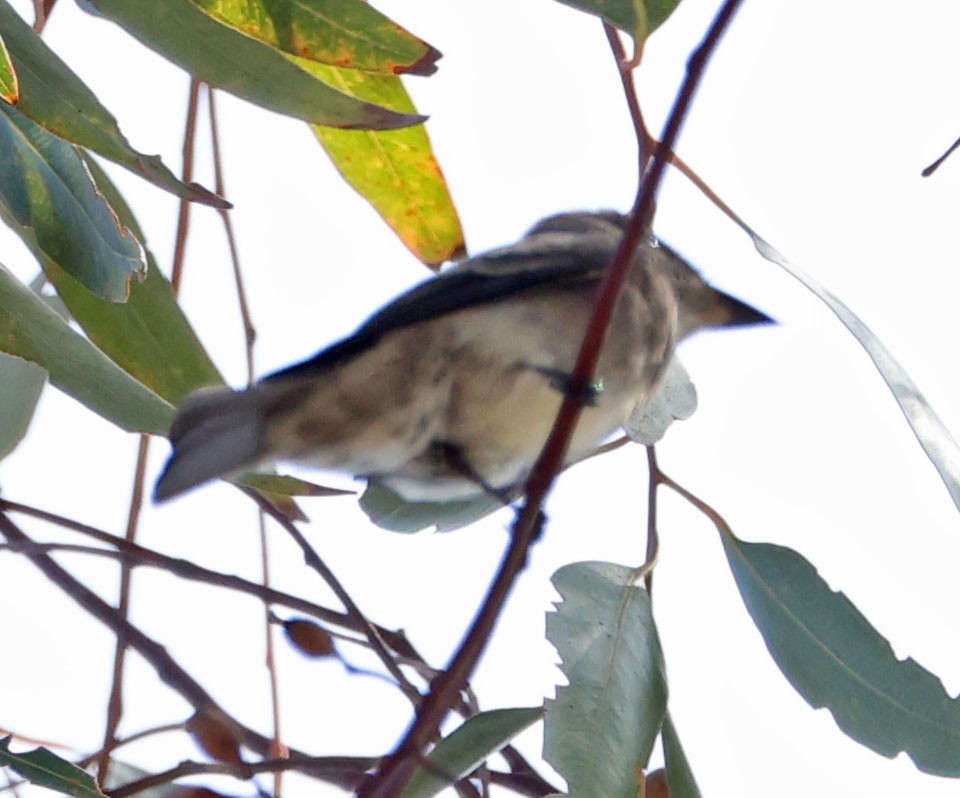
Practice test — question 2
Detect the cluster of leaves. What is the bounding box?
[2,0,960,797]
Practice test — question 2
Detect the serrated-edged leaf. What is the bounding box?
[42,155,222,403]
[192,0,441,76]
[0,29,18,103]
[662,712,702,798]
[0,263,172,434]
[553,0,681,41]
[626,356,697,445]
[0,0,223,207]
[747,231,960,521]
[722,532,960,775]
[0,353,45,461]
[0,102,145,301]
[86,0,423,130]
[402,707,543,798]
[359,481,504,533]
[545,561,667,798]
[0,737,106,798]
[306,63,463,266]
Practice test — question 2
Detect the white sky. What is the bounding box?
[3,1,960,796]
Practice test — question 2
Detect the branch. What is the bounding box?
[358,2,746,794]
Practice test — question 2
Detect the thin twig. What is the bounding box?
[205,81,285,792]
[0,499,429,671]
[0,513,320,772]
[358,3,746,794]
[106,754,376,798]
[641,445,662,590]
[97,434,151,784]
[922,133,960,177]
[207,86,257,375]
[241,488,424,707]
[31,0,56,33]
[604,23,654,175]
[170,79,203,294]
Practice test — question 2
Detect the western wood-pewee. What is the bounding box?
[154,211,771,503]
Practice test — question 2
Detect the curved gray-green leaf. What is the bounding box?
[662,712,702,798]
[0,263,172,435]
[85,0,424,130]
[0,0,224,207]
[0,353,45,461]
[545,561,667,798]
[0,737,105,798]
[722,532,960,775]
[359,482,504,533]
[44,155,223,404]
[748,232,960,521]
[402,707,543,798]
[0,103,145,301]
[552,0,682,42]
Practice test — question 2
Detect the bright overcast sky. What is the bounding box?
[3,1,960,797]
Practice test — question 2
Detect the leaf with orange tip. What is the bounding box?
[0,30,17,104]
[304,62,464,267]
[192,0,441,75]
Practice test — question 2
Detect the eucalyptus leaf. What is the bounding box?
[0,102,145,301]
[0,28,17,102]
[747,231,960,520]
[43,155,222,404]
[722,532,960,775]
[0,263,172,435]
[0,0,223,206]
[545,561,667,798]
[307,63,464,266]
[192,0,441,75]
[625,357,697,445]
[662,712,702,798]
[85,0,424,130]
[402,707,543,798]
[360,481,505,533]
[0,737,106,798]
[552,0,682,43]
[0,353,45,461]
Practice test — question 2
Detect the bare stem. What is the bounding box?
[358,3,746,794]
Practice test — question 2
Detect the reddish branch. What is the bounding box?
[358,2,746,795]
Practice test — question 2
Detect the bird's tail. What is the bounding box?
[154,386,269,502]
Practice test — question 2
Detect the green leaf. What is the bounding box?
[236,472,354,497]
[0,102,146,301]
[0,263,173,435]
[721,532,960,775]
[359,482,504,533]
[0,29,18,103]
[0,353,45,461]
[85,0,424,130]
[191,0,441,75]
[0,0,223,207]
[552,0,682,42]
[306,63,463,266]
[402,707,544,798]
[747,231,960,521]
[42,155,222,403]
[545,561,667,798]
[662,712,702,798]
[0,737,106,798]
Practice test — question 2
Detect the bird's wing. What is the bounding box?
[263,232,618,382]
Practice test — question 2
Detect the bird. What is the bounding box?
[154,211,771,503]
